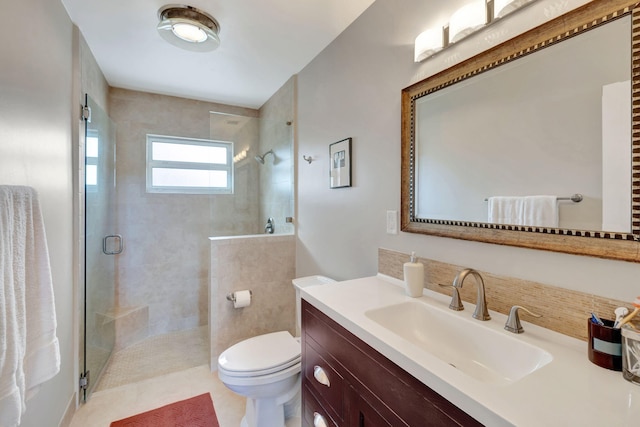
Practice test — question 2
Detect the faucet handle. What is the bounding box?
[438,283,464,311]
[504,305,542,334]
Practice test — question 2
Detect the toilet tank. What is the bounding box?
[292,275,335,337]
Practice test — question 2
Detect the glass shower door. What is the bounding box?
[81,94,118,400]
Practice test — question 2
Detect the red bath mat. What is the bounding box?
[110,393,219,427]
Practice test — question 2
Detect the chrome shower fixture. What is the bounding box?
[254,149,274,164]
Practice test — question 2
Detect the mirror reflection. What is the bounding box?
[414,16,630,232]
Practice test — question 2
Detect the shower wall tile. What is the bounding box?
[113,306,149,350]
[210,112,261,236]
[109,88,260,338]
[108,81,296,343]
[209,234,296,367]
[258,76,295,235]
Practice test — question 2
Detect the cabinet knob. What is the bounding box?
[313,412,329,427]
[313,365,331,387]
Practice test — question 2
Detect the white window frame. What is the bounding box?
[85,129,99,192]
[146,134,234,194]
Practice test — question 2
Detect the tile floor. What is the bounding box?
[71,327,245,426]
[70,326,301,427]
[94,326,210,391]
[70,365,245,427]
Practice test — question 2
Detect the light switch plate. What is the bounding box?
[386,210,398,234]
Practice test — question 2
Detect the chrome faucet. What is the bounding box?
[452,268,490,321]
[265,217,275,234]
[438,283,463,311]
[504,305,542,334]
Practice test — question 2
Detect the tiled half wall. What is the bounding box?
[378,248,632,341]
[209,234,296,369]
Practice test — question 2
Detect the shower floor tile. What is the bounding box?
[94,326,208,391]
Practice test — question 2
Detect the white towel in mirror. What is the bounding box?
[522,195,558,228]
[488,195,558,228]
[487,196,523,226]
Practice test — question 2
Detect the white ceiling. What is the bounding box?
[61,0,377,109]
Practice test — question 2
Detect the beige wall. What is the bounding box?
[210,112,262,236]
[296,0,640,314]
[80,36,109,113]
[258,76,296,235]
[0,0,76,425]
[108,88,258,337]
[209,234,296,366]
[107,76,296,340]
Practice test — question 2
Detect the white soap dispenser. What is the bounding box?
[404,252,424,297]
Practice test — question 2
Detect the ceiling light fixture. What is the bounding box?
[157,5,221,52]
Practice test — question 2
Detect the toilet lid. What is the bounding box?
[218,331,301,376]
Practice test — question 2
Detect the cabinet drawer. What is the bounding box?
[303,384,341,427]
[302,300,484,427]
[304,339,344,419]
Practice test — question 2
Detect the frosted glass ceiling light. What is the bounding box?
[494,0,535,19]
[449,0,487,43]
[157,5,220,52]
[414,28,443,62]
[172,22,207,43]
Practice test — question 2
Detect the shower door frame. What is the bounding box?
[80,93,118,401]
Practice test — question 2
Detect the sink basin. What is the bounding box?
[365,301,552,385]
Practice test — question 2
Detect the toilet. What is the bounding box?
[217,275,335,427]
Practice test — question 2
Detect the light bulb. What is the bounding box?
[172,23,207,43]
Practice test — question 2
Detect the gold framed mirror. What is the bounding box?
[401,0,640,262]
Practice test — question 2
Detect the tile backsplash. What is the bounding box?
[378,248,632,341]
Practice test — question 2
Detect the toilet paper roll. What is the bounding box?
[233,290,251,308]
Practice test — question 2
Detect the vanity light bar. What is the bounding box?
[414,0,537,62]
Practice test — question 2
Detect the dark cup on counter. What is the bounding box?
[587,318,622,371]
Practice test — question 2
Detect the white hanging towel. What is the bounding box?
[487,196,524,225]
[488,195,558,227]
[0,186,60,427]
[522,195,558,228]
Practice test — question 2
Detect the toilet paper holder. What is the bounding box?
[226,290,253,303]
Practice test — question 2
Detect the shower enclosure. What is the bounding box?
[77,77,295,398]
[209,109,294,236]
[80,94,118,400]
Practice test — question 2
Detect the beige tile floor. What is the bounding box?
[70,364,246,427]
[94,326,210,391]
[71,326,245,426]
[70,326,301,426]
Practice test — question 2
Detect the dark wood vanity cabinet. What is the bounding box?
[301,300,484,427]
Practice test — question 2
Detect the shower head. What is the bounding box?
[254,149,274,164]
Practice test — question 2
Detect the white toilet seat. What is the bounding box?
[219,361,301,387]
[219,355,301,377]
[218,331,301,380]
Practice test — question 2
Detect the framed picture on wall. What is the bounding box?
[329,138,352,189]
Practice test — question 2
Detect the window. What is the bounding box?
[86,131,99,190]
[146,134,233,194]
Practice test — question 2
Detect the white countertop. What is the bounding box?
[300,274,640,426]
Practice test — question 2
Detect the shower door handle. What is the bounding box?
[103,234,123,255]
